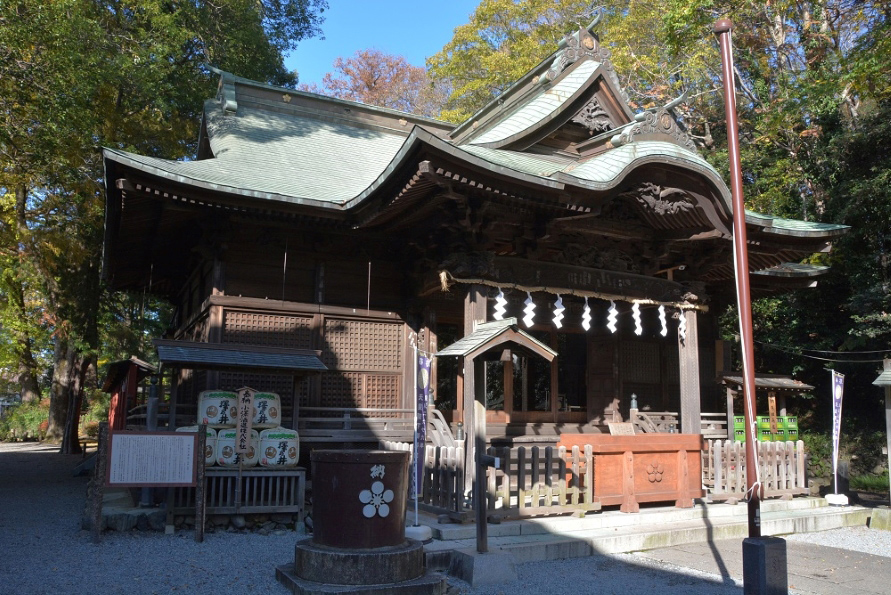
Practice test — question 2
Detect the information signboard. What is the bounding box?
[106,431,198,487]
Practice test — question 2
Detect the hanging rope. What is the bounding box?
[438,270,709,312]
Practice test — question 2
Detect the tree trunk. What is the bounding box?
[47,337,76,445]
[48,337,94,454]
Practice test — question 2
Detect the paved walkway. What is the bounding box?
[634,537,890,594]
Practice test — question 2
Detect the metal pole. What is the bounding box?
[413,343,420,526]
[714,19,761,538]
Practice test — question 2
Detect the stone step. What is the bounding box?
[422,503,870,568]
[429,496,831,541]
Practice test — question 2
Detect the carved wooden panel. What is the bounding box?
[321,319,402,371]
[222,311,313,348]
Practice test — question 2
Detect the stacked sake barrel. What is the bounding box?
[196,390,299,468]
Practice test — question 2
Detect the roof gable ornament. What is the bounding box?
[542,12,610,83]
[571,97,613,134]
[611,106,697,151]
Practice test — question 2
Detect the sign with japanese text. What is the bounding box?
[106,431,197,487]
[414,352,431,497]
[831,370,845,489]
[236,386,256,454]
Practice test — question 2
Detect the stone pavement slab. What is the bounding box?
[634,538,891,594]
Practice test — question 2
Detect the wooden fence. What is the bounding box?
[171,467,305,519]
[704,439,808,501]
[381,441,599,517]
[485,444,600,517]
[382,440,465,513]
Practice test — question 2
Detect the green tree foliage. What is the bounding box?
[428,0,603,122]
[0,0,327,451]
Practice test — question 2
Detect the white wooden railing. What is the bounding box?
[704,439,808,501]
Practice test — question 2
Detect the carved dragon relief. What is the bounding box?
[550,243,642,273]
[625,183,696,216]
[571,97,613,134]
[610,107,698,151]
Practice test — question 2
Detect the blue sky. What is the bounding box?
[284,0,482,87]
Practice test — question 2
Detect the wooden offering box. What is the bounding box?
[558,434,704,513]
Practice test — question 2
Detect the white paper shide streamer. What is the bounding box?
[678,309,687,341]
[607,300,618,334]
[658,305,667,337]
[632,302,642,336]
[493,289,507,320]
[523,292,536,327]
[582,297,592,331]
[552,295,565,328]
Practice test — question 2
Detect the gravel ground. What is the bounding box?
[784,525,891,558]
[1,441,887,595]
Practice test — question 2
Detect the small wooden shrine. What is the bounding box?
[101,20,846,449]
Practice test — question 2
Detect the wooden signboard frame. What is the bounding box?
[91,423,208,543]
[106,430,199,488]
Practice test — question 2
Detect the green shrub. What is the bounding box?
[801,431,833,479]
[79,389,110,437]
[0,399,50,442]
[850,473,890,492]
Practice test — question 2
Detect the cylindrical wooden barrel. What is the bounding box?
[311,450,409,549]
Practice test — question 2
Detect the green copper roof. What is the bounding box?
[109,100,409,206]
[459,145,574,177]
[745,210,848,236]
[436,318,557,360]
[562,141,723,184]
[469,59,601,146]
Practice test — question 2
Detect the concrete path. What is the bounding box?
[634,537,891,594]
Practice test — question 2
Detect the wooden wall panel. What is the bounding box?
[222,311,313,348]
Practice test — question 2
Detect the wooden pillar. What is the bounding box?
[211,252,226,296]
[678,309,701,434]
[463,285,487,490]
[726,387,736,441]
[168,370,179,430]
[502,350,514,418]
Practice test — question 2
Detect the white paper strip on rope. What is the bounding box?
[523,292,536,328]
[607,300,618,334]
[632,302,642,336]
[658,305,668,337]
[552,295,565,329]
[493,289,507,320]
[582,297,592,331]
[678,309,687,341]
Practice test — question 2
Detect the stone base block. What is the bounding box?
[276,565,446,595]
[294,538,424,585]
[742,536,788,595]
[447,548,518,587]
[870,508,891,531]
